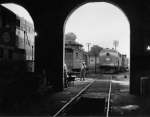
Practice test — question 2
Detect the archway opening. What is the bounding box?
[64,2,130,88]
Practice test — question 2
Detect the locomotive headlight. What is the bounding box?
[146,45,150,51]
[34,32,38,37]
[106,58,110,61]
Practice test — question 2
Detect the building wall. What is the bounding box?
[89,56,100,67]
[65,38,87,72]
[65,48,73,72]
[73,49,82,70]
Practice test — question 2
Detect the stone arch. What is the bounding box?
[63,0,141,95]
[0,0,65,91]
[63,1,131,60]
[0,0,143,94]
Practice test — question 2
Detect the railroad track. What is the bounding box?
[53,76,113,117]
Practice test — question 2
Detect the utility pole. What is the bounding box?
[87,43,91,53]
[86,43,91,74]
[113,40,119,51]
[86,43,91,64]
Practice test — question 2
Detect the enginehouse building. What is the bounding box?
[65,37,88,72]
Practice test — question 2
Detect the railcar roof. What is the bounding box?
[101,48,122,54]
[0,5,15,16]
[0,5,34,29]
[102,48,117,52]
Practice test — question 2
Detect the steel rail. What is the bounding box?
[53,80,95,117]
[106,76,112,117]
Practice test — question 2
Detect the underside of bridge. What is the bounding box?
[1,0,150,95]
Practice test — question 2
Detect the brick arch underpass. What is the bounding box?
[0,0,149,95]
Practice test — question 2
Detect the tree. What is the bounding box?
[64,32,77,42]
[90,45,103,56]
[89,45,103,73]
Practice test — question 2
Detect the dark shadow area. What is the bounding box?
[66,97,106,116]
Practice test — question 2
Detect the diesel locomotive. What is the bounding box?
[0,5,35,76]
[99,48,128,73]
[0,5,37,103]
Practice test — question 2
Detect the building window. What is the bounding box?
[91,59,94,62]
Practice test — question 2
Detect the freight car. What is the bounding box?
[99,48,128,73]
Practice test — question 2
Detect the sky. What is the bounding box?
[65,2,130,57]
[1,3,34,24]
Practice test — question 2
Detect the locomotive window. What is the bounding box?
[0,47,3,58]
[16,19,20,27]
[110,52,118,56]
[76,52,78,58]
[99,51,106,56]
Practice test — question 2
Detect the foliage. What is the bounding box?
[64,32,77,41]
[89,45,103,56]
